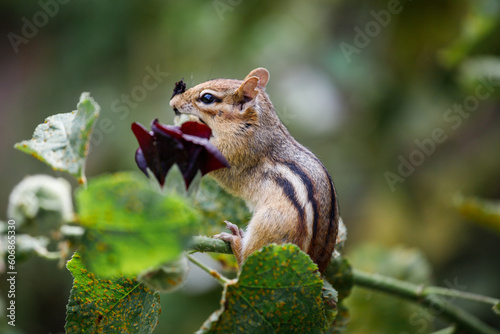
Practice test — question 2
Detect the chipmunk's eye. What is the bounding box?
[200,93,217,104]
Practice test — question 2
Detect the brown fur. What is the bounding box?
[170,68,339,273]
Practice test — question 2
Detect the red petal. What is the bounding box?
[180,121,212,139]
[151,119,182,138]
[131,122,153,148]
[182,134,230,175]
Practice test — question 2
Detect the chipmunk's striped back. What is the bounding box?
[265,126,338,272]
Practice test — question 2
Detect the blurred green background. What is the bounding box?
[1,0,500,332]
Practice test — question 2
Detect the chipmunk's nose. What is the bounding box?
[169,97,178,109]
[169,97,176,108]
[170,96,181,115]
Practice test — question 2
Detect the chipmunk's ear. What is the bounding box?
[236,68,269,105]
[236,76,259,103]
[244,67,269,89]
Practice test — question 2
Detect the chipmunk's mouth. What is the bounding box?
[173,109,209,128]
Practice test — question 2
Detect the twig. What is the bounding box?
[424,286,499,306]
[429,326,456,334]
[185,253,230,285]
[189,235,232,254]
[352,269,499,334]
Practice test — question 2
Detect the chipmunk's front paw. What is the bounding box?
[224,220,244,238]
[213,221,244,265]
[213,232,234,242]
[213,221,242,242]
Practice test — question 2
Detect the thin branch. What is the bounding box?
[189,235,232,254]
[185,253,230,286]
[352,269,499,334]
[429,326,456,334]
[34,248,61,260]
[423,286,499,306]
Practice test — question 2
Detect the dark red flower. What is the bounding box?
[131,119,229,189]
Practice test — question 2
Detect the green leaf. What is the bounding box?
[14,92,100,184]
[321,279,339,329]
[335,218,348,253]
[453,194,500,234]
[439,8,497,67]
[194,178,250,236]
[7,174,74,235]
[323,256,351,333]
[198,244,329,333]
[494,302,500,316]
[0,225,51,263]
[458,56,500,96]
[323,256,353,301]
[65,252,160,334]
[138,256,190,292]
[326,303,349,334]
[76,172,200,277]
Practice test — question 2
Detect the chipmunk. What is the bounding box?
[170,68,339,273]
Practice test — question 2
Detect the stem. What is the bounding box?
[35,249,61,260]
[185,253,229,286]
[429,326,456,334]
[424,286,500,306]
[189,236,232,254]
[352,269,499,334]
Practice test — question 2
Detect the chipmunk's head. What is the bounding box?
[169,68,277,142]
